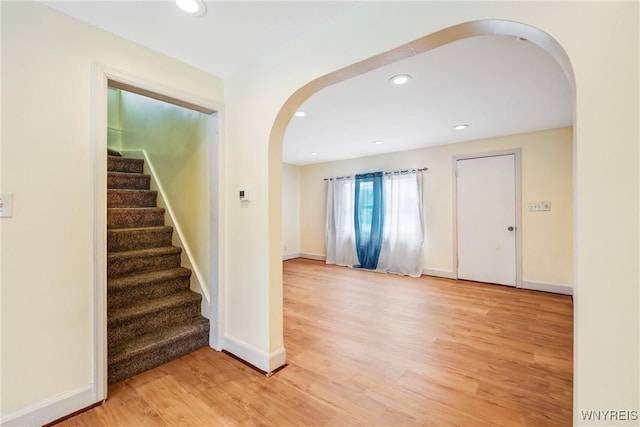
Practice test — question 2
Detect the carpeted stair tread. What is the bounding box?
[108,156,144,174]
[108,246,182,277]
[108,172,151,190]
[109,316,209,362]
[108,245,181,260]
[108,267,191,309]
[108,318,209,384]
[108,149,122,157]
[109,290,201,326]
[108,291,202,348]
[108,226,173,252]
[108,189,157,208]
[108,207,165,229]
[109,267,191,291]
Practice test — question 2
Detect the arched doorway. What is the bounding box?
[268,16,576,362]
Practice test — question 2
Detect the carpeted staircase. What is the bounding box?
[107,150,209,384]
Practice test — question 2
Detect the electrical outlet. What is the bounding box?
[0,193,13,217]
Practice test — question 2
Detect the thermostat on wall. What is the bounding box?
[239,189,251,202]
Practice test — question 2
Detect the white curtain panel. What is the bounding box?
[325,177,359,267]
[377,171,424,277]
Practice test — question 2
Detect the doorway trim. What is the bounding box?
[452,148,522,287]
[91,63,225,401]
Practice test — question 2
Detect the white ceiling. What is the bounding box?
[284,34,572,165]
[40,1,360,78]
[40,1,572,166]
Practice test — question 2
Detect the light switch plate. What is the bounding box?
[528,201,550,212]
[0,193,13,217]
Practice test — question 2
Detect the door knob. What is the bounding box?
[507,226,514,231]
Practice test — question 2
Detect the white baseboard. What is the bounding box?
[0,385,97,427]
[299,253,326,261]
[268,348,287,373]
[421,268,455,279]
[283,253,300,261]
[223,335,286,374]
[522,280,573,296]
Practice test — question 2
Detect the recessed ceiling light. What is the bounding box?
[453,124,469,130]
[311,152,319,156]
[294,111,306,117]
[389,74,412,85]
[176,0,206,16]
[373,140,384,145]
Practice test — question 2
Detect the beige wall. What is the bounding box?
[1,0,638,424]
[298,127,573,287]
[282,163,300,258]
[107,87,123,150]
[225,1,638,420]
[1,1,223,419]
[111,89,213,303]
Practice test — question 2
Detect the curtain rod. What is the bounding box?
[323,167,428,181]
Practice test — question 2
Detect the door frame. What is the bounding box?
[91,63,225,401]
[452,148,522,287]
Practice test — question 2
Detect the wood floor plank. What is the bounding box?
[56,258,573,426]
[58,381,169,427]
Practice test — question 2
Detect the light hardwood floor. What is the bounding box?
[57,258,573,426]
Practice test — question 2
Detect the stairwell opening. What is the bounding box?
[106,149,210,383]
[92,67,224,398]
[105,85,219,384]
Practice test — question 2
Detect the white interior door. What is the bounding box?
[456,154,516,286]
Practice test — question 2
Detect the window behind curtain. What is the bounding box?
[357,181,374,241]
[354,172,384,270]
[326,170,424,277]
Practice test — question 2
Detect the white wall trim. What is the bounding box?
[223,335,287,374]
[283,253,301,261]
[522,280,573,296]
[119,149,211,312]
[299,253,327,261]
[0,385,96,427]
[209,112,225,351]
[268,348,288,373]
[421,268,455,279]
[90,63,110,404]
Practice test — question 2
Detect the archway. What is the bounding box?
[268,18,575,360]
